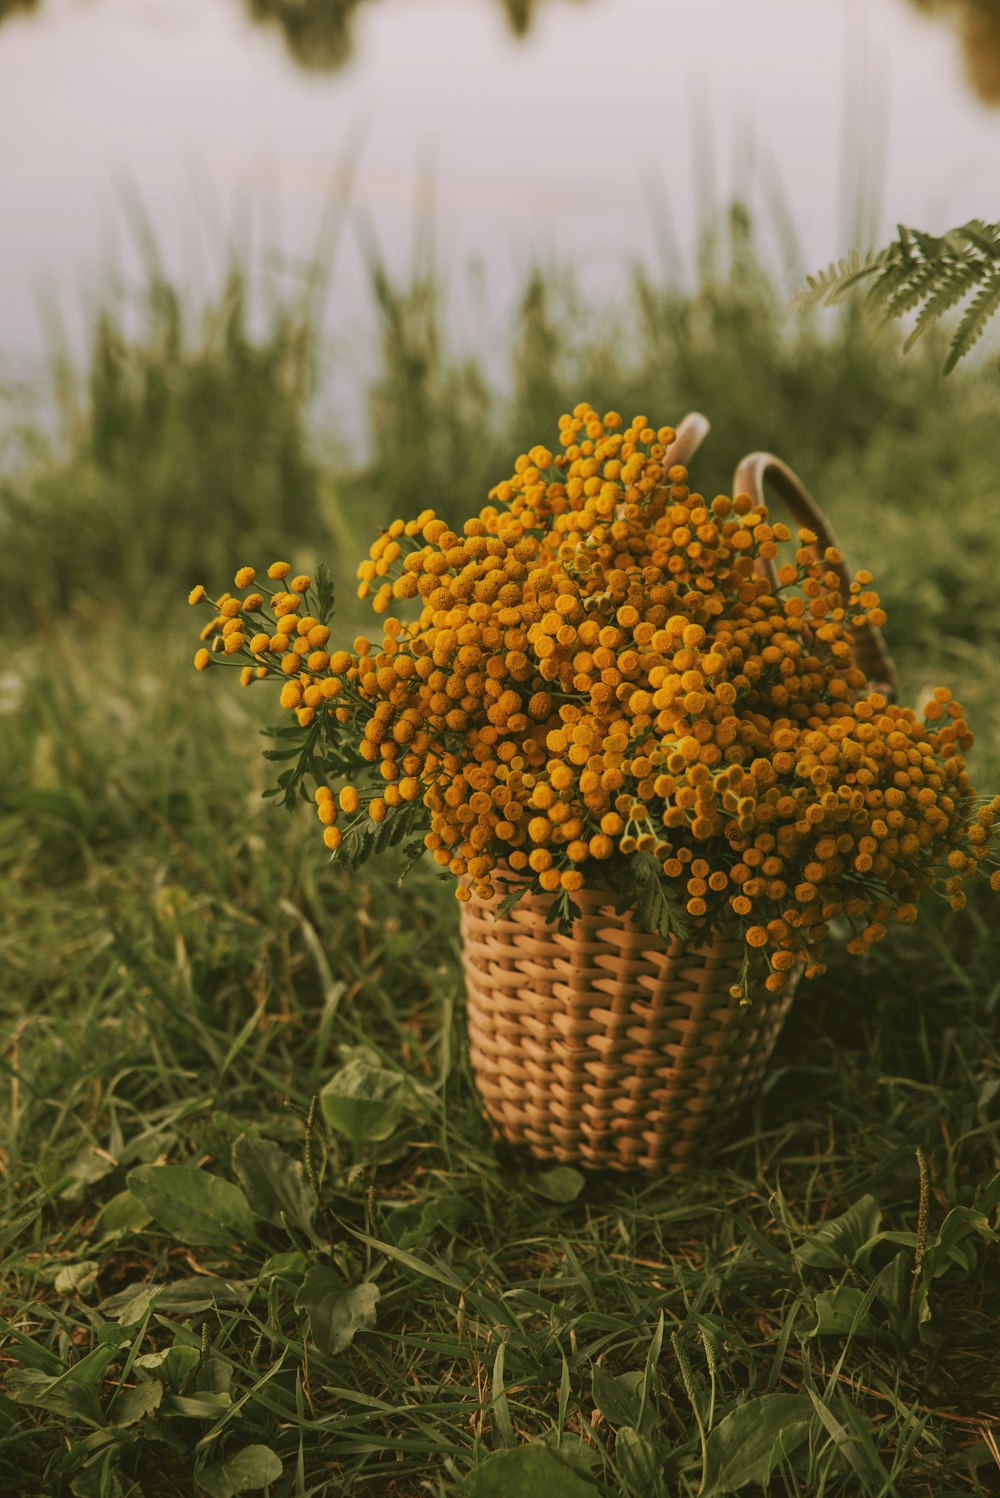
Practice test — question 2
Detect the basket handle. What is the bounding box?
[732,450,896,698]
[664,411,711,472]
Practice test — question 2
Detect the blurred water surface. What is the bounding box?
[1,0,1000,376]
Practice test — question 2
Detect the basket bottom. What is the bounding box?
[460,888,799,1175]
[467,993,794,1174]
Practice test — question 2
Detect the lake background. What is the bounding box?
[3,0,1000,398]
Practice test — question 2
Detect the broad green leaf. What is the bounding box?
[135,1342,201,1389]
[923,1204,999,1281]
[54,1260,99,1297]
[7,1342,120,1428]
[59,1148,117,1202]
[702,1394,813,1496]
[387,1193,471,1248]
[320,1049,405,1154]
[7,1368,106,1427]
[464,1442,598,1496]
[197,1444,283,1497]
[491,1341,514,1448]
[101,1277,252,1321]
[294,1268,380,1356]
[973,1172,1000,1219]
[163,1391,233,1420]
[70,1465,144,1498]
[804,1287,875,1338]
[614,1427,668,1496]
[127,1166,257,1246]
[260,1250,308,1286]
[795,1195,881,1268]
[0,1392,21,1431]
[591,1367,643,1429]
[231,1135,317,1237]
[876,1250,911,1323]
[199,1353,234,1398]
[532,1167,585,1204]
[104,1284,161,1327]
[96,1324,134,1349]
[96,1190,153,1239]
[109,1377,163,1427]
[913,1199,1000,1345]
[538,1430,601,1475]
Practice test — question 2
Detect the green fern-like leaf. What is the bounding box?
[789,247,888,312]
[949,220,1000,257]
[903,261,986,351]
[795,219,1000,372]
[944,268,1000,373]
[615,854,692,943]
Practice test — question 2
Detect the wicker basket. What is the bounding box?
[458,416,896,1174]
[460,886,798,1173]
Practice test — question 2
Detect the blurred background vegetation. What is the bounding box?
[3,200,999,753]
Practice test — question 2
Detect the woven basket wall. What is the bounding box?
[460,884,799,1174]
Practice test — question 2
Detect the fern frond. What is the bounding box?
[788,247,887,312]
[864,260,928,322]
[903,261,986,351]
[949,220,1000,257]
[795,218,1000,372]
[944,269,1000,373]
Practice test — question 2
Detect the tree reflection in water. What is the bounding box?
[909,0,1000,104]
[3,0,996,103]
[0,0,594,66]
[243,0,592,69]
[0,0,41,21]
[242,0,367,72]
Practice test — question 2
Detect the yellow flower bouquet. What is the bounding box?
[190,403,999,997]
[190,404,1000,1169]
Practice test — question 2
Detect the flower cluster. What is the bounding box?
[190,405,1000,994]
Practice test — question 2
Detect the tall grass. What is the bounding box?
[1,263,325,619]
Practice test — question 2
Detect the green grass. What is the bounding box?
[1,218,999,1495]
[1,626,998,1496]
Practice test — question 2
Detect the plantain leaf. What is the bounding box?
[320,1049,406,1154]
[795,1194,881,1268]
[231,1134,317,1237]
[197,1445,283,1498]
[127,1166,257,1246]
[464,1443,598,1496]
[702,1394,814,1495]
[294,1268,380,1356]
